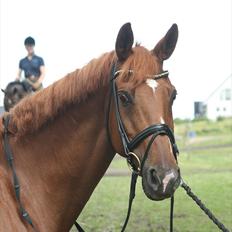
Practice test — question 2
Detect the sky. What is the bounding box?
[0,0,231,118]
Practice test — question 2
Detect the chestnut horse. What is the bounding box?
[0,23,180,232]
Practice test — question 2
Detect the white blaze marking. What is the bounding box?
[146,79,158,92]
[160,117,165,124]
[163,172,175,193]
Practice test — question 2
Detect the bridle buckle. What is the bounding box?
[127,152,141,174]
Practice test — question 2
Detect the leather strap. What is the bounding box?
[109,62,179,232]
[3,115,39,232]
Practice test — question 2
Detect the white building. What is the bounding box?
[205,75,232,120]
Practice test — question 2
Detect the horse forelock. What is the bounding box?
[117,46,162,86]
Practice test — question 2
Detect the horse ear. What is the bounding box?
[1,88,6,94]
[153,24,178,61]
[115,23,134,61]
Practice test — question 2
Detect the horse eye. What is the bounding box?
[171,90,177,105]
[118,91,132,106]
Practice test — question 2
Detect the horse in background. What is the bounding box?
[1,81,33,111]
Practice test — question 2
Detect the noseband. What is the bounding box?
[109,62,179,174]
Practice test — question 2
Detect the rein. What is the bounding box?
[3,114,39,232]
[2,114,84,232]
[180,180,230,232]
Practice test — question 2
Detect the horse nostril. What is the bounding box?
[149,168,161,191]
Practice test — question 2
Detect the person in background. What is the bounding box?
[16,36,45,91]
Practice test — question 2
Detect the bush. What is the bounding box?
[217,116,226,122]
[174,118,191,124]
[191,117,209,123]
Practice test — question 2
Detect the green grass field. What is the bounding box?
[72,118,232,232]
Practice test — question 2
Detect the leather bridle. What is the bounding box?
[108,61,179,231]
[108,62,179,173]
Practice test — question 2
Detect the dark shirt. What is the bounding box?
[19,55,44,79]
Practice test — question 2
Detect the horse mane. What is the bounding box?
[5,46,158,138]
[7,51,116,137]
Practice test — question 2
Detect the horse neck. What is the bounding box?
[10,86,115,232]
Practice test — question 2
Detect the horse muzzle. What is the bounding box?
[142,165,181,201]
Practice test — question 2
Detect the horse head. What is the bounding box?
[3,81,30,111]
[109,23,180,201]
